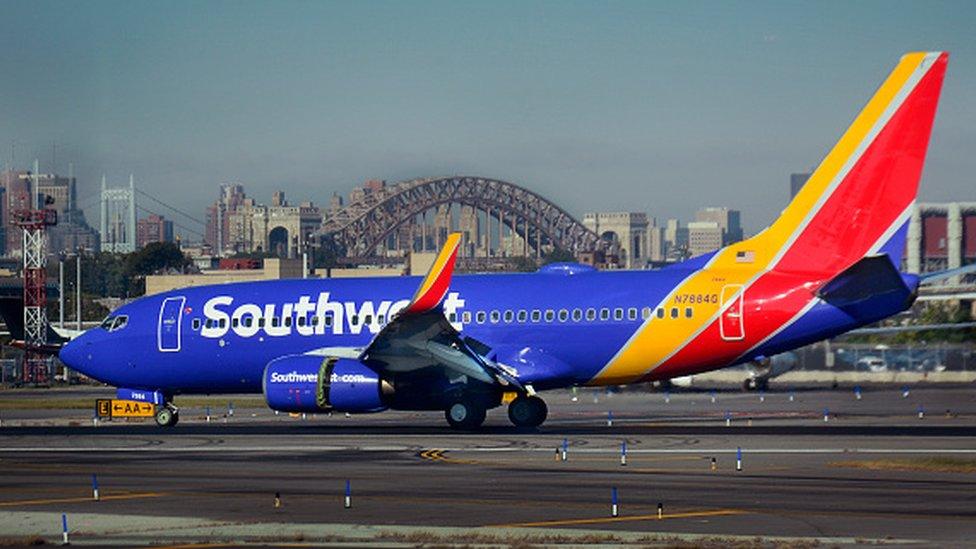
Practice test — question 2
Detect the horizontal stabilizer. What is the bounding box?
[918,263,976,285]
[817,255,911,309]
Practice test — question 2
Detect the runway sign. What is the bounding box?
[95,399,156,418]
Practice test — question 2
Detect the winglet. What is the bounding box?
[405,232,462,314]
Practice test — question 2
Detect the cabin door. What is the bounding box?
[158,296,186,352]
[719,285,745,341]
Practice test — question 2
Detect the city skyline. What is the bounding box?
[2,1,975,235]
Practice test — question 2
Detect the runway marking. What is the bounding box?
[3,446,976,455]
[419,448,479,464]
[0,491,165,507]
[492,508,747,528]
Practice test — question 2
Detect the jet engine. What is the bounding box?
[262,354,389,413]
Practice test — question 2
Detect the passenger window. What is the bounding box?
[192,318,201,330]
[586,308,596,321]
[364,315,373,325]
[558,309,568,322]
[572,309,582,321]
[545,310,555,322]
[311,316,319,326]
[283,317,292,328]
[378,314,386,325]
[685,307,693,318]
[205,319,213,329]
[476,311,486,324]
[351,315,359,325]
[642,307,651,320]
[670,308,679,319]
[503,310,513,323]
[517,310,527,323]
[297,316,306,327]
[271,317,280,327]
[656,308,665,319]
[628,308,638,320]
[462,311,472,324]
[600,308,610,320]
[449,312,457,323]
[244,317,253,327]
[614,308,624,320]
[218,318,226,328]
[258,318,265,328]
[232,317,239,328]
[490,311,500,323]
[531,310,541,322]
[324,315,333,327]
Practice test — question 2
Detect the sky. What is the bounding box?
[2,0,975,238]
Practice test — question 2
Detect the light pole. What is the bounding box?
[75,249,82,331]
[58,252,66,329]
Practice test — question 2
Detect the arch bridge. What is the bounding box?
[319,176,608,262]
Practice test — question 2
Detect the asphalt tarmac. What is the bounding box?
[1,384,975,546]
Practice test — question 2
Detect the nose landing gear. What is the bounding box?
[154,403,180,427]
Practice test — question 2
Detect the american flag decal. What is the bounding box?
[735,250,755,263]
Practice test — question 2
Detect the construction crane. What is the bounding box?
[12,165,58,384]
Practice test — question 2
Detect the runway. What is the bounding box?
[1,385,975,546]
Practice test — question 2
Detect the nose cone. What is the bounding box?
[59,332,100,382]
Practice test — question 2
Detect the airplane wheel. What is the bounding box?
[155,405,179,427]
[508,395,547,428]
[743,378,756,392]
[445,400,486,430]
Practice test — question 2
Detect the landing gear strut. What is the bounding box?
[445,400,486,430]
[508,395,547,428]
[743,377,769,392]
[154,402,179,427]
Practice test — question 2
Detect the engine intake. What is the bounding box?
[263,355,388,413]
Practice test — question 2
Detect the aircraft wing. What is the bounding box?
[356,233,523,390]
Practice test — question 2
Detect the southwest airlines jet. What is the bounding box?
[61,52,957,429]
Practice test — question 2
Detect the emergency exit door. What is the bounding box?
[158,296,186,352]
[719,285,745,341]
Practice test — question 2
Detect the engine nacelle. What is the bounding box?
[262,355,388,414]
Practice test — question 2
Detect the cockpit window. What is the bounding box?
[100,315,129,332]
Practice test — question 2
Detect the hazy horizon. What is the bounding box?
[2,0,974,238]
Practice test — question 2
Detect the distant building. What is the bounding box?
[225,190,322,258]
[145,258,304,295]
[790,172,811,199]
[0,168,99,257]
[205,184,246,254]
[137,214,174,248]
[695,207,743,245]
[907,202,976,283]
[582,212,648,269]
[646,218,665,262]
[687,221,722,257]
[663,218,689,261]
[206,185,322,258]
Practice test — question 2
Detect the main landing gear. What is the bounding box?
[154,402,180,427]
[445,400,487,430]
[508,395,547,428]
[443,394,549,430]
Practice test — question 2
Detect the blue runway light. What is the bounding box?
[611,487,618,517]
[91,474,99,501]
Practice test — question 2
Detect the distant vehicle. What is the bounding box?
[58,52,961,429]
[856,356,889,373]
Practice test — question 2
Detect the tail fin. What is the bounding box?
[733,52,948,275]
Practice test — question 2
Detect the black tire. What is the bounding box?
[507,395,548,428]
[155,406,178,427]
[445,400,486,430]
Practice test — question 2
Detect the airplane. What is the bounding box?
[60,51,952,429]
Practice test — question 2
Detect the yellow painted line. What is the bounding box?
[419,448,478,465]
[0,491,165,507]
[493,508,747,528]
